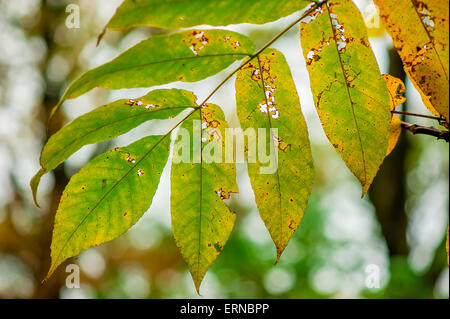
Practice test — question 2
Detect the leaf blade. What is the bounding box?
[171,104,238,292]
[106,0,313,30]
[300,0,391,195]
[54,30,255,114]
[374,0,449,121]
[235,49,314,261]
[47,134,171,279]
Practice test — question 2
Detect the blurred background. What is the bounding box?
[0,0,448,299]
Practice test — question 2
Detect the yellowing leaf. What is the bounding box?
[374,0,449,121]
[300,0,391,195]
[383,74,405,156]
[235,49,314,261]
[386,115,402,156]
[46,135,171,279]
[105,0,312,31]
[383,74,406,110]
[171,104,237,293]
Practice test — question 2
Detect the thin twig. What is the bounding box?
[401,121,450,142]
[391,110,444,122]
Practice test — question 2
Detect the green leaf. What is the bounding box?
[300,0,391,195]
[31,89,197,206]
[52,29,255,117]
[235,49,314,261]
[105,0,313,31]
[171,104,237,293]
[46,134,171,279]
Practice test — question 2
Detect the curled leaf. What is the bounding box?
[383,74,406,110]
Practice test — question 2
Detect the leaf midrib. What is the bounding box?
[325,3,368,185]
[256,55,283,253]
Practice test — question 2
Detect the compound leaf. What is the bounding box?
[235,49,314,261]
[374,0,449,122]
[46,134,171,279]
[171,103,238,293]
[32,89,197,206]
[300,0,391,195]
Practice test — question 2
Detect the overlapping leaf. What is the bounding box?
[235,49,314,261]
[171,103,238,292]
[104,0,313,31]
[52,29,254,116]
[46,134,171,279]
[383,74,406,111]
[32,89,197,206]
[386,116,402,156]
[383,74,406,156]
[300,0,391,195]
[374,0,449,122]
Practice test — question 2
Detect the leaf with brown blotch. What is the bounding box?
[374,0,449,122]
[383,74,406,110]
[235,49,314,263]
[300,0,392,196]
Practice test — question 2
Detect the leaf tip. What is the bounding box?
[361,185,369,198]
[96,26,107,47]
[42,267,54,284]
[193,278,203,296]
[48,100,62,123]
[30,169,45,208]
[275,247,283,265]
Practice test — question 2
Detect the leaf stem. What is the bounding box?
[391,110,445,122]
[400,121,449,142]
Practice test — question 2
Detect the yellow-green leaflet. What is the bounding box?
[300,0,391,195]
[31,89,197,206]
[51,29,254,117]
[235,49,314,261]
[171,104,238,293]
[105,0,313,30]
[46,135,170,279]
